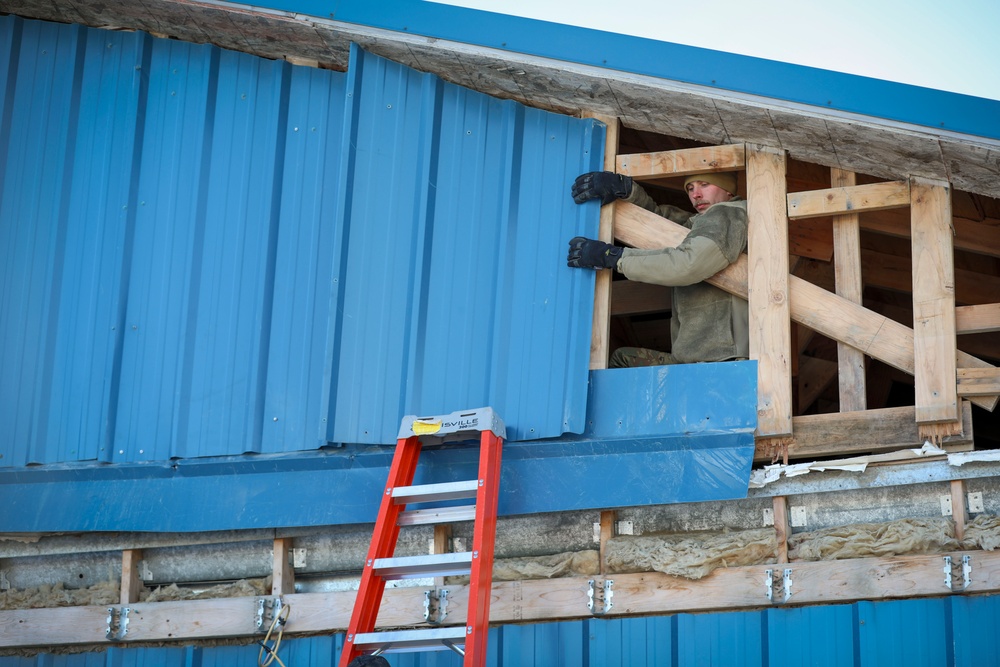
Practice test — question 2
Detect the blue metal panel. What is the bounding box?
[856,598,949,667]
[0,362,756,532]
[677,611,765,667]
[952,596,1000,667]
[767,604,857,667]
[246,0,1000,140]
[0,17,601,467]
[325,44,602,445]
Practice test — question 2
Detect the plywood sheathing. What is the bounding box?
[5,0,1000,198]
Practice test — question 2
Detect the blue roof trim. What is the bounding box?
[0,362,756,532]
[248,0,1000,140]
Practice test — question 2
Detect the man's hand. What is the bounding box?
[571,171,632,205]
[567,236,623,270]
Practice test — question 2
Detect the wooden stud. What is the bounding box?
[599,510,616,576]
[787,181,910,220]
[746,145,793,438]
[613,201,999,412]
[433,524,452,588]
[272,537,294,596]
[772,497,790,564]
[120,549,144,605]
[616,144,745,179]
[830,169,867,412]
[951,479,968,543]
[910,178,959,427]
[585,113,619,370]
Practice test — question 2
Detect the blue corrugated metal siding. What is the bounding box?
[325,44,602,445]
[0,16,601,467]
[4,596,1000,666]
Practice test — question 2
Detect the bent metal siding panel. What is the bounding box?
[0,17,600,466]
[324,45,603,445]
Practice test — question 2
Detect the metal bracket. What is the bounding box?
[765,569,774,601]
[587,579,614,616]
[255,597,284,632]
[105,606,130,641]
[944,555,974,592]
[423,588,450,624]
[782,568,793,602]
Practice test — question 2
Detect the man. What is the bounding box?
[567,170,748,367]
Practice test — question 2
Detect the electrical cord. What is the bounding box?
[257,602,291,667]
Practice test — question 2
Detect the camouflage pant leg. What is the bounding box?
[609,347,679,368]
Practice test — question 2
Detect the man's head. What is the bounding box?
[684,172,737,213]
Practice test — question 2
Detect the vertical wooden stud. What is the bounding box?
[910,178,960,431]
[433,524,452,588]
[585,114,620,369]
[747,145,793,438]
[272,537,295,596]
[120,549,144,605]
[950,479,968,543]
[599,510,616,575]
[772,497,790,564]
[830,168,867,412]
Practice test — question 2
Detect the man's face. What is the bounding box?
[686,181,733,213]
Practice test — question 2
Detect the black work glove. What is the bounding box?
[567,236,623,270]
[571,171,633,205]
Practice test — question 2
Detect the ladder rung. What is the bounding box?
[392,480,479,504]
[353,626,468,653]
[398,505,477,526]
[374,552,473,579]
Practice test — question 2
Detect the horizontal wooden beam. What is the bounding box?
[616,144,745,179]
[755,402,974,463]
[7,549,1000,649]
[958,368,1000,397]
[613,201,998,411]
[787,181,910,220]
[861,207,1000,260]
[957,303,1000,334]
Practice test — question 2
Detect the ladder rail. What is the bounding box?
[338,408,504,667]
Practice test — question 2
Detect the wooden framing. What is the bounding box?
[586,113,620,369]
[616,144,745,181]
[754,402,974,462]
[8,549,1000,649]
[910,178,960,430]
[272,537,295,596]
[830,168,867,412]
[120,549,144,605]
[957,304,1000,334]
[786,180,910,219]
[613,201,1000,413]
[746,145,793,439]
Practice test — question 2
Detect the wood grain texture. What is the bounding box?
[747,145,793,437]
[614,201,998,411]
[616,144,745,179]
[787,181,910,219]
[910,179,959,424]
[586,113,619,370]
[830,168,867,412]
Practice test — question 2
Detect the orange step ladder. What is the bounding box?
[338,407,505,667]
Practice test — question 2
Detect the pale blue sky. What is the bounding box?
[434,0,1000,101]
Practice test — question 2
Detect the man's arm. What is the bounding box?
[616,200,747,286]
[625,183,694,224]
